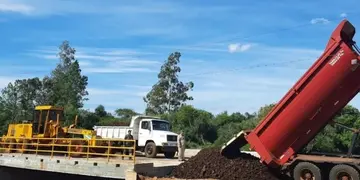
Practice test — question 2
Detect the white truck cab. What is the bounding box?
[93,115,178,158]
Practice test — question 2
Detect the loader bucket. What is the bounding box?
[220,130,250,159]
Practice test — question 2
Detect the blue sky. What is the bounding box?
[0,0,359,115]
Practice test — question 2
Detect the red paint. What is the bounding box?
[245,20,360,167]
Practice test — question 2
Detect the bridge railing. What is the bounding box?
[0,137,136,163]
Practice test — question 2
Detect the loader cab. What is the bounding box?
[32,105,65,134]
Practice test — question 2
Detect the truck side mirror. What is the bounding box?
[147,125,151,131]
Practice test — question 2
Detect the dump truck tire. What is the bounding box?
[293,162,321,180]
[329,164,359,180]
[145,142,157,158]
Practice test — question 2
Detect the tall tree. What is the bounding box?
[143,52,194,115]
[50,40,88,109]
[47,41,89,125]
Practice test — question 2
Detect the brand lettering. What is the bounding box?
[329,49,344,66]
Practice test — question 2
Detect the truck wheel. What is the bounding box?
[145,142,157,158]
[329,164,359,180]
[164,151,176,159]
[293,162,321,180]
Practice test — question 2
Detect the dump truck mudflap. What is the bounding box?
[220,130,250,158]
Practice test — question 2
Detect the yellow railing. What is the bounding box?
[0,137,136,163]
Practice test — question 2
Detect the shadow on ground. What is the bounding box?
[0,166,118,180]
[135,163,176,177]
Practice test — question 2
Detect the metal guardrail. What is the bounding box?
[0,137,136,163]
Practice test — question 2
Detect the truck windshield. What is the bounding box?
[152,120,170,131]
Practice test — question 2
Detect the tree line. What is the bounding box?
[0,40,359,155]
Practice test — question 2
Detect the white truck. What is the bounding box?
[93,115,179,158]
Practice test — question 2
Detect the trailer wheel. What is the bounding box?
[145,142,157,158]
[293,162,321,180]
[329,164,359,180]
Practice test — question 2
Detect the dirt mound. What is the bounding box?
[168,148,285,180]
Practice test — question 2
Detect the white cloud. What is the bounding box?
[148,45,228,53]
[88,88,133,96]
[228,43,252,53]
[203,82,225,87]
[3,0,233,18]
[0,1,34,14]
[254,46,323,61]
[173,45,325,114]
[85,87,149,113]
[126,26,187,37]
[149,43,255,54]
[186,68,307,114]
[122,85,152,90]
[27,46,161,74]
[78,61,92,67]
[87,87,150,97]
[80,44,324,114]
[310,18,330,25]
[82,67,156,74]
[340,13,347,18]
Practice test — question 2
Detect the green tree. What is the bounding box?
[301,105,360,154]
[95,105,107,118]
[0,82,21,124]
[49,41,89,124]
[115,108,139,121]
[213,122,244,147]
[212,104,275,148]
[143,52,194,115]
[15,78,42,119]
[164,105,216,148]
[0,78,51,134]
[213,111,247,127]
[50,40,88,108]
[35,76,55,105]
[78,109,101,129]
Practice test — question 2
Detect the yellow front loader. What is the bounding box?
[0,105,112,156]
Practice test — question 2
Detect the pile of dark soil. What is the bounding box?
[168,148,286,180]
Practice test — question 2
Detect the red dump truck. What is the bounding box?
[221,19,360,180]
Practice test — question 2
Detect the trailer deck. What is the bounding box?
[0,153,135,179]
[0,148,207,180]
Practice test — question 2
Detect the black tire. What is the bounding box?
[164,151,176,159]
[293,162,322,180]
[329,164,359,180]
[144,142,157,158]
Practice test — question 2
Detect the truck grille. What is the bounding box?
[167,135,177,141]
